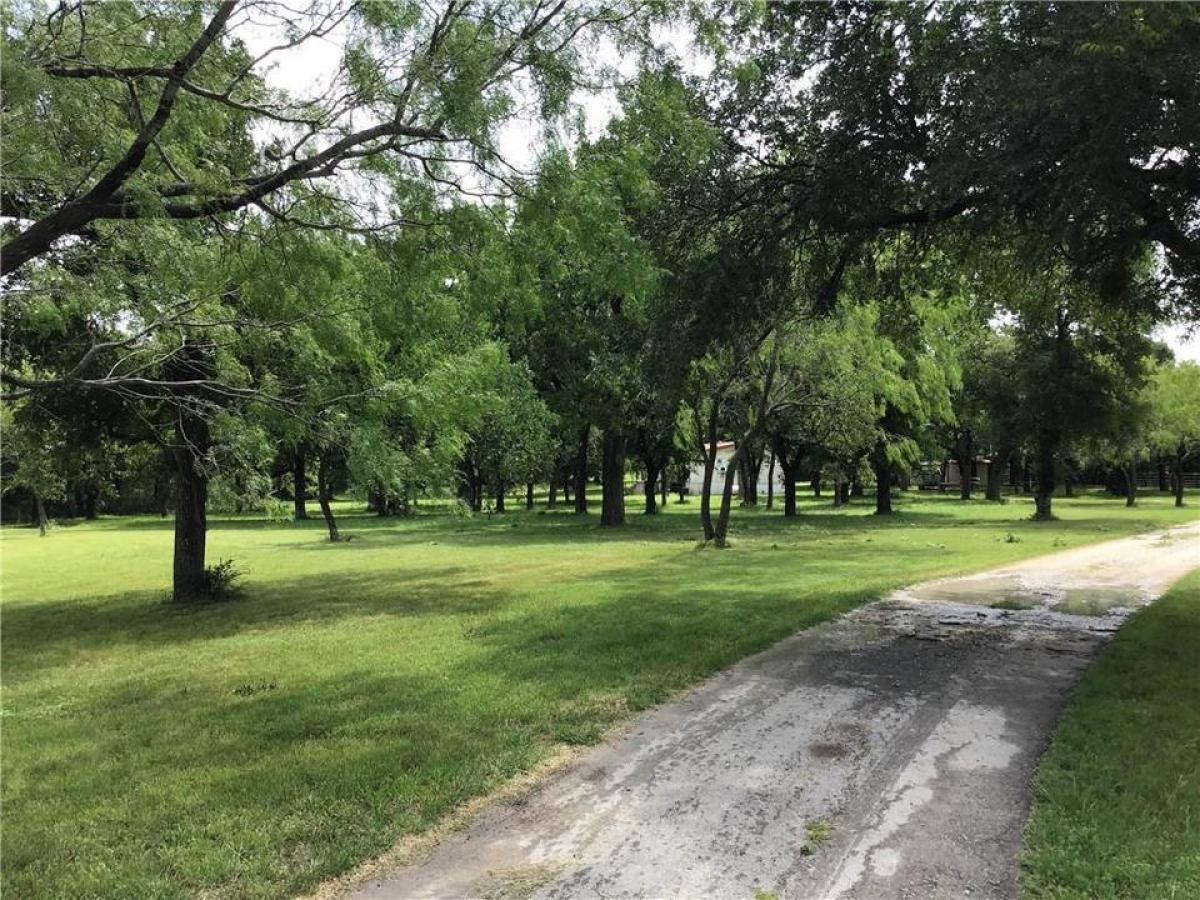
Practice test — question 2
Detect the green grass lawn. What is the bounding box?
[1021,569,1200,900]
[2,489,1196,900]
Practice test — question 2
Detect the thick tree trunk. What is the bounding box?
[811,473,821,498]
[839,481,851,505]
[171,410,210,600]
[574,427,589,514]
[600,430,625,527]
[526,481,535,510]
[547,471,559,508]
[1033,431,1057,521]
[317,449,340,541]
[766,453,776,509]
[495,482,506,513]
[772,443,797,518]
[642,461,658,515]
[832,478,845,508]
[34,493,49,536]
[1124,462,1137,507]
[737,445,762,506]
[872,443,892,516]
[1157,459,1170,492]
[293,445,309,519]
[167,342,214,602]
[850,476,864,498]
[1175,447,1186,507]
[660,471,668,508]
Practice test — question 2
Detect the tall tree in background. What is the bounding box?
[1148,362,1200,507]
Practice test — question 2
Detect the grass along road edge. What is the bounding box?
[1021,568,1200,899]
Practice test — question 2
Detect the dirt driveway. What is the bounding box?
[348,522,1200,900]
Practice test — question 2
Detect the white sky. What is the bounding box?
[243,19,1200,363]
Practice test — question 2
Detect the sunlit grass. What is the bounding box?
[2,489,1196,899]
[1022,570,1200,899]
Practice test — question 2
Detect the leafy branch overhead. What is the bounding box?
[1,0,646,275]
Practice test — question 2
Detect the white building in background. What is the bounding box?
[685,441,787,496]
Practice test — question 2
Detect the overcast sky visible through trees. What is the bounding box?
[245,14,1200,363]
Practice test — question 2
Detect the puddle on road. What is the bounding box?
[1055,587,1140,617]
[909,575,1051,611]
[907,575,1144,619]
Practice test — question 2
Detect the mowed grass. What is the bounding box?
[1022,568,1200,900]
[2,490,1196,900]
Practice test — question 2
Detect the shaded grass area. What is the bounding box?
[1022,569,1200,899]
[2,490,1196,899]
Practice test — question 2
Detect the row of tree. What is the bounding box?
[3,2,1199,599]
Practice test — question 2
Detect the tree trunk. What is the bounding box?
[811,473,821,498]
[872,443,892,516]
[317,449,340,541]
[171,408,210,600]
[839,481,851,505]
[600,430,626,527]
[642,461,658,515]
[167,343,214,602]
[737,445,762,506]
[293,445,309,519]
[774,445,797,518]
[1124,461,1137,507]
[1176,446,1186,507]
[766,453,776,509]
[1157,459,1169,492]
[495,482,506,513]
[832,477,845,507]
[986,450,1009,501]
[660,470,668,508]
[548,471,559,508]
[526,481,535,510]
[850,476,864,498]
[713,446,741,547]
[34,493,49,536]
[698,406,719,540]
[954,431,974,500]
[574,427,589,514]
[81,482,99,519]
[1033,431,1057,521]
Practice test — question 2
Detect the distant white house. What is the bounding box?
[686,441,786,496]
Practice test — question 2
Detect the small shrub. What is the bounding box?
[201,559,244,598]
[1001,531,1021,543]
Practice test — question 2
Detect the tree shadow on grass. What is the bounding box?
[0,566,507,679]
